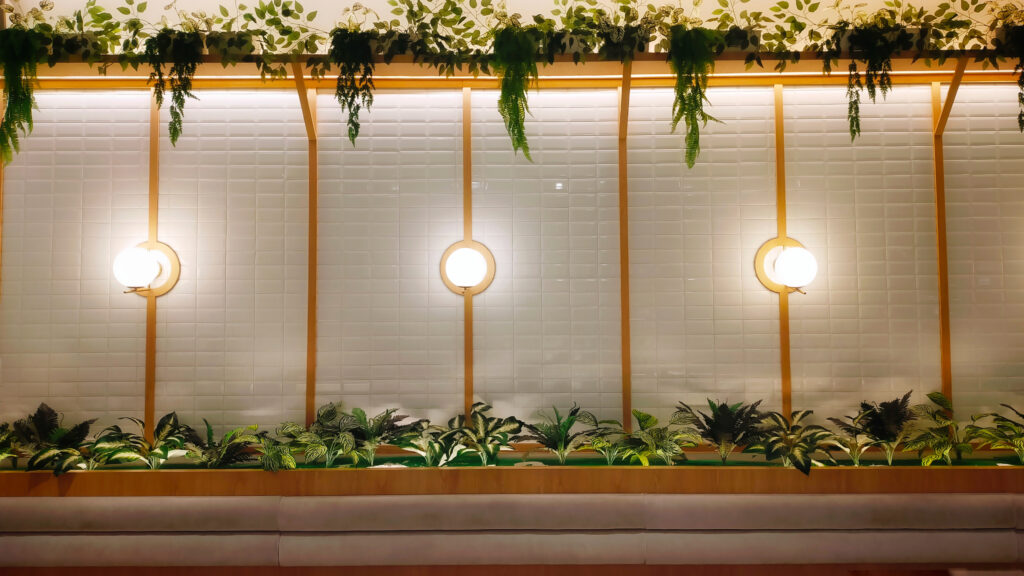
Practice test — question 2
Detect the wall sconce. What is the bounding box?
[440,239,495,296]
[113,241,180,296]
[754,237,818,294]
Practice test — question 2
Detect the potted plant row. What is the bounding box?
[1,0,1024,167]
[2,391,1022,477]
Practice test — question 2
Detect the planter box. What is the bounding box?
[0,466,1020,497]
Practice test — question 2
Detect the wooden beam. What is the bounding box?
[462,87,474,418]
[931,82,954,401]
[774,85,793,417]
[617,61,633,431]
[144,91,160,443]
[1,466,1020,497]
[292,62,319,427]
[934,57,968,137]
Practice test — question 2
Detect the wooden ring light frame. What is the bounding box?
[129,240,181,298]
[440,239,495,296]
[754,236,806,294]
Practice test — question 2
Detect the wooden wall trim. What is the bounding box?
[617,61,633,431]
[462,87,475,417]
[931,82,954,401]
[292,65,320,426]
[773,85,793,416]
[0,467,1019,497]
[0,565,989,576]
[144,91,160,443]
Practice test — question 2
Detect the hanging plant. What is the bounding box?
[993,4,1024,131]
[144,29,204,145]
[825,14,914,139]
[491,25,542,160]
[0,26,47,163]
[328,27,378,146]
[667,25,726,169]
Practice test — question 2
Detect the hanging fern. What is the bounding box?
[667,26,725,169]
[144,29,204,145]
[329,28,378,146]
[841,23,913,139]
[999,26,1024,132]
[0,27,46,163]
[491,26,541,161]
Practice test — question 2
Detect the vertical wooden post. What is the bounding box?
[774,84,793,417]
[144,91,160,443]
[931,75,959,402]
[617,61,633,431]
[292,62,319,426]
[462,86,474,418]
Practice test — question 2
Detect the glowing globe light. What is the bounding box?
[774,246,818,288]
[445,247,488,288]
[113,247,161,289]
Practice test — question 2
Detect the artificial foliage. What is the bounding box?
[2,394,1023,475]
[144,29,204,145]
[491,24,543,160]
[673,399,763,463]
[2,0,1024,163]
[328,28,380,145]
[0,27,45,163]
[667,25,725,168]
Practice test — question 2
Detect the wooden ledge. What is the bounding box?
[0,466,1019,497]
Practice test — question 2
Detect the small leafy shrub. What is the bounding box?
[748,410,833,475]
[345,407,425,466]
[673,399,763,463]
[254,431,297,472]
[277,403,356,468]
[967,404,1024,465]
[185,420,259,469]
[14,403,95,476]
[399,423,470,467]
[118,413,191,470]
[516,404,607,464]
[857,391,917,465]
[588,419,628,465]
[903,391,973,466]
[621,409,699,466]
[450,402,523,466]
[0,422,18,468]
[826,411,874,467]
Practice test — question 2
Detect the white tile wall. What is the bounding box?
[156,91,308,433]
[0,91,149,427]
[945,84,1024,416]
[3,85,1023,430]
[628,87,781,423]
[472,89,622,422]
[316,91,464,424]
[785,85,940,415]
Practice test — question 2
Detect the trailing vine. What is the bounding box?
[491,24,543,160]
[329,28,379,146]
[994,4,1024,131]
[667,26,725,168]
[144,29,203,145]
[2,0,1024,166]
[828,8,915,139]
[0,27,46,163]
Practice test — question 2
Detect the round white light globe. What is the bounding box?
[113,247,161,289]
[774,247,818,288]
[445,247,488,288]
